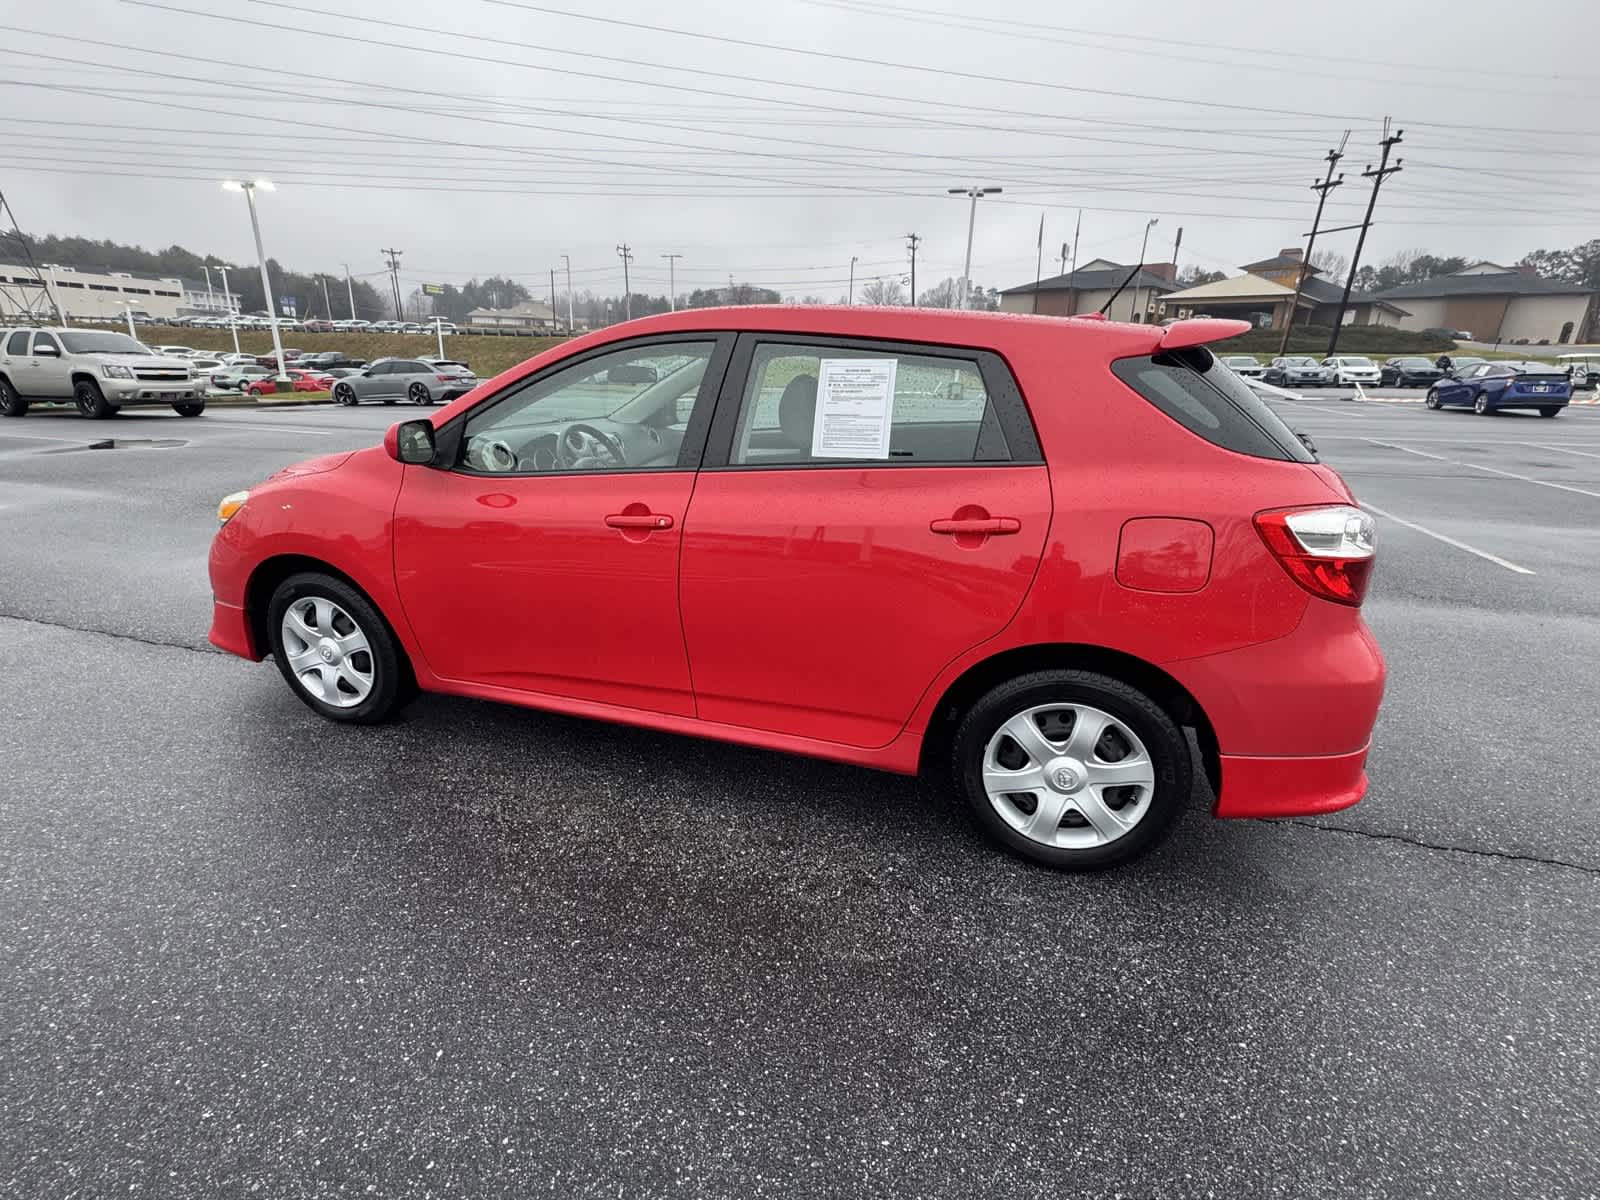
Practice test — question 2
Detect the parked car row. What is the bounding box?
[1225,352,1589,390]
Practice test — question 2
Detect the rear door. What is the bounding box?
[678,334,1051,749]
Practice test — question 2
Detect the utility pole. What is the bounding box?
[380,247,404,319]
[1033,214,1045,309]
[615,243,633,320]
[549,268,558,329]
[217,264,239,354]
[1058,242,1069,275]
[203,264,216,312]
[1171,226,1184,274]
[1131,218,1158,322]
[1070,209,1082,277]
[1278,135,1348,356]
[1328,122,1402,358]
[560,254,574,334]
[661,252,682,311]
[948,185,1002,309]
[319,274,333,322]
[849,256,858,305]
[342,262,356,320]
[905,232,921,306]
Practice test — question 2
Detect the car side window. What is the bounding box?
[457,340,719,476]
[31,332,61,354]
[5,331,29,355]
[727,342,1008,466]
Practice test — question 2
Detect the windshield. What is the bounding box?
[1223,357,1260,366]
[1283,357,1317,366]
[1392,358,1430,367]
[59,332,151,355]
[1339,357,1375,367]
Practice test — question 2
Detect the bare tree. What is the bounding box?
[918,277,960,308]
[860,277,905,305]
[1309,249,1349,279]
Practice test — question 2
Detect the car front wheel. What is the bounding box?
[1474,393,1492,415]
[74,379,116,418]
[267,572,410,724]
[952,670,1190,869]
[1425,389,1440,409]
[173,401,205,417]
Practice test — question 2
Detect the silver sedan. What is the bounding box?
[329,357,477,406]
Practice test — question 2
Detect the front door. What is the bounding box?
[392,335,730,716]
[679,336,1052,749]
[28,332,70,398]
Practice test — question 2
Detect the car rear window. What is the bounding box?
[1112,347,1314,463]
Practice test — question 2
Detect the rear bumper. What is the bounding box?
[1215,745,1369,818]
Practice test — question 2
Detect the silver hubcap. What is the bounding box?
[982,703,1156,849]
[280,596,374,708]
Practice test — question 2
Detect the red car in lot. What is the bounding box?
[208,307,1384,868]
[244,369,334,396]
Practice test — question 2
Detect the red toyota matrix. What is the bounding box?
[209,307,1384,869]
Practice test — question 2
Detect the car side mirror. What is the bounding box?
[34,344,60,357]
[386,419,437,465]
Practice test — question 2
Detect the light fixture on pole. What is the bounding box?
[216,264,239,354]
[118,299,137,341]
[949,186,1002,309]
[222,179,288,384]
[1131,218,1159,322]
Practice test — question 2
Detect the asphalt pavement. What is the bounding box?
[3,400,1598,1198]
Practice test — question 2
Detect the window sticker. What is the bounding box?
[812,358,897,458]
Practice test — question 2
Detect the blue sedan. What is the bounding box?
[1426,361,1571,417]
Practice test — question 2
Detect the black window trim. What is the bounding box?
[431,331,736,478]
[5,330,31,355]
[31,331,61,353]
[699,331,1043,471]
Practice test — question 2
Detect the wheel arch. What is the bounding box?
[70,370,102,388]
[244,553,415,684]
[917,642,1220,795]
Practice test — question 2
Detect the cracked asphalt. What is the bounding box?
[3,402,1598,1199]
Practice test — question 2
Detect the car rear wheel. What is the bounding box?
[1474,393,1492,415]
[267,572,409,724]
[1538,407,1561,418]
[173,401,205,417]
[0,377,26,417]
[73,379,116,418]
[408,382,433,405]
[952,670,1190,869]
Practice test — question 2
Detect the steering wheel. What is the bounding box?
[559,422,625,469]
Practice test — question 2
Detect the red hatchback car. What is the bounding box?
[209,307,1384,868]
[245,369,333,396]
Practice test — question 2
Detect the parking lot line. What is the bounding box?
[1360,502,1536,575]
[1523,442,1600,460]
[1362,437,1600,500]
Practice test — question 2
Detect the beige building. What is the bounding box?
[1157,249,1407,330]
[998,259,1178,322]
[1374,263,1596,345]
[0,261,185,323]
[466,300,559,332]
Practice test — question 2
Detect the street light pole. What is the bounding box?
[319,274,333,323]
[661,253,682,312]
[120,301,137,340]
[225,179,287,382]
[849,256,858,305]
[949,185,1002,309]
[1131,218,1159,322]
[561,254,574,335]
[217,264,239,354]
[203,264,216,313]
[342,262,356,320]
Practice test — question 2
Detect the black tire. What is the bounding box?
[408,381,433,405]
[0,376,26,417]
[333,383,357,406]
[1425,389,1440,409]
[173,401,205,417]
[73,378,115,419]
[1538,407,1560,418]
[1474,392,1492,415]
[951,670,1191,870]
[266,572,411,725]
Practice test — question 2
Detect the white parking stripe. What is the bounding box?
[1362,437,1600,500]
[1361,502,1536,575]
[1522,441,1600,460]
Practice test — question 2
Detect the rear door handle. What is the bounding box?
[605,512,674,530]
[930,516,1020,535]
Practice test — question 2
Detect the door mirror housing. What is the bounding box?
[34,343,60,357]
[386,419,437,465]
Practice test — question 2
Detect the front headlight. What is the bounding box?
[217,490,249,525]
[102,364,134,379]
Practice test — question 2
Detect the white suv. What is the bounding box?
[0,327,205,418]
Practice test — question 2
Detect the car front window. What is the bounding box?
[59,332,151,354]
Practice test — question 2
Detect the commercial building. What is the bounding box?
[0,261,187,323]
[998,260,1179,322]
[1156,249,1408,329]
[1373,263,1597,345]
[466,300,560,332]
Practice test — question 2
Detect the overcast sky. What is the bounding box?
[3,0,1596,299]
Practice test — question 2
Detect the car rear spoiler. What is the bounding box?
[1158,318,1253,350]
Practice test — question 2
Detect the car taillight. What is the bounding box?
[436,374,456,383]
[1254,505,1376,606]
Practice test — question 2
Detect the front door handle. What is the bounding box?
[930,516,1020,535]
[605,511,674,531]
